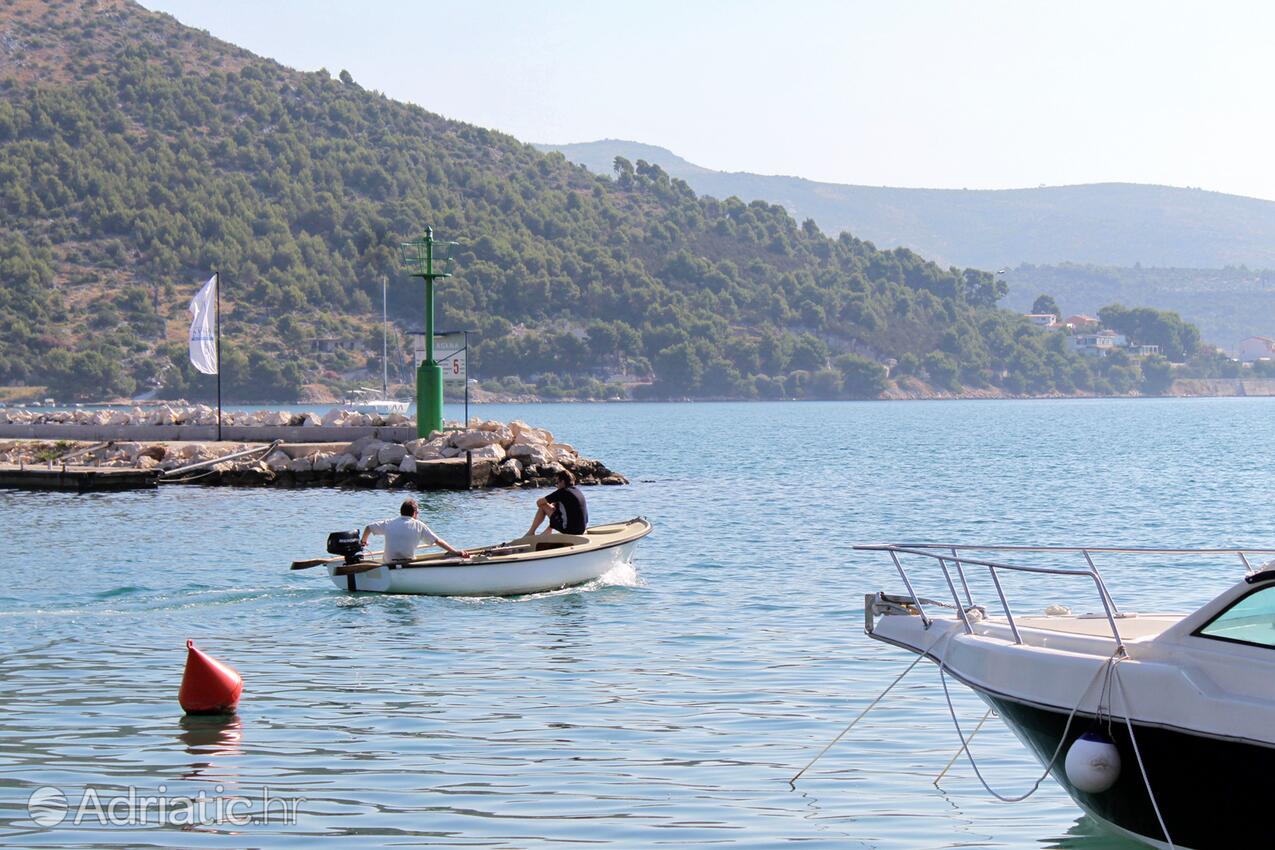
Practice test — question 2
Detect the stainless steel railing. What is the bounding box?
[855,544,1275,653]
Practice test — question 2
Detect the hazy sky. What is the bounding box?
[139,1,1275,200]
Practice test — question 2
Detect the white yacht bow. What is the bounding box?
[853,543,1275,850]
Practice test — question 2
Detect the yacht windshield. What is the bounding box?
[1199,586,1275,649]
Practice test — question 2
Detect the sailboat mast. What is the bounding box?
[381,276,389,398]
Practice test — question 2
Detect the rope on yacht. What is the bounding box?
[1111,658,1175,850]
[796,624,1175,848]
[936,634,1176,847]
[789,631,949,785]
[936,631,1117,803]
[933,707,992,786]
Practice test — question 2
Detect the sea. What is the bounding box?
[1,397,1271,849]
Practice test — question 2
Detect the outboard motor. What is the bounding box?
[326,530,363,565]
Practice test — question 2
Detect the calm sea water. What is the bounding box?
[2,398,1271,848]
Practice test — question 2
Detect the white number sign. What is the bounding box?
[412,333,467,386]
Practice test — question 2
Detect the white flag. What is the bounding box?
[188,274,219,375]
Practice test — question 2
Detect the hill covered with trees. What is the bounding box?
[541,140,1275,271]
[0,0,1192,402]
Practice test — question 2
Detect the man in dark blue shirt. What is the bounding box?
[527,469,589,536]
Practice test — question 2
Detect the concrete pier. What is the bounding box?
[0,450,486,492]
[0,423,413,443]
[0,463,159,492]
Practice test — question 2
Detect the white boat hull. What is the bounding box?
[344,399,409,416]
[326,523,647,596]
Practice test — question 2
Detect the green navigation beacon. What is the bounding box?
[399,227,458,437]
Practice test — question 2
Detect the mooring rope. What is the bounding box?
[161,468,220,484]
[933,707,992,786]
[790,630,951,785]
[936,630,1118,803]
[1111,658,1175,849]
[934,634,1175,845]
[795,619,1175,850]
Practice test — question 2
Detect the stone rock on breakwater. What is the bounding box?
[0,419,628,490]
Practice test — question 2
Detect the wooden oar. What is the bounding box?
[290,556,340,570]
[401,556,477,569]
[332,561,386,576]
[292,541,486,571]
[290,544,395,569]
[333,556,472,576]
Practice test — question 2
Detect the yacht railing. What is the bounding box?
[854,544,1275,653]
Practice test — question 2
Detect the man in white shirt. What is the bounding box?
[360,498,469,563]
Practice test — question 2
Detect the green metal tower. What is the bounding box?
[399,227,457,437]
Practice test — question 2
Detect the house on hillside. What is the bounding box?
[1127,344,1161,357]
[1070,331,1127,356]
[1025,313,1058,328]
[1066,314,1099,330]
[310,336,353,354]
[1238,336,1275,363]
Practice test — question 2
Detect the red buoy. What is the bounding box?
[179,640,243,715]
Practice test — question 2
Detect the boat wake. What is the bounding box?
[456,561,646,605]
[596,560,643,589]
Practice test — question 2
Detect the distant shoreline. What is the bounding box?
[18,378,1275,408]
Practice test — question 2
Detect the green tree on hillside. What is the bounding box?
[1140,355,1175,394]
[1031,294,1062,319]
[1098,304,1200,361]
[835,353,887,398]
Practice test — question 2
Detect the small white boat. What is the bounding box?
[343,277,410,417]
[342,391,410,417]
[299,517,651,596]
[855,543,1275,850]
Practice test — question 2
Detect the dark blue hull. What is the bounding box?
[980,688,1274,849]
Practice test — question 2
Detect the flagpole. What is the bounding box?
[215,271,222,442]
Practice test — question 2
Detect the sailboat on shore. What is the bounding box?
[345,277,410,416]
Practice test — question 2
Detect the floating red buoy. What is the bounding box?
[178,639,243,715]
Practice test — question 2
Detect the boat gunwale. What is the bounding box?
[344,517,651,572]
[866,625,1275,751]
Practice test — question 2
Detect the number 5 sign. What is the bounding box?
[412,331,467,386]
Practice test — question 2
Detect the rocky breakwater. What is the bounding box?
[0,419,626,491]
[253,419,626,490]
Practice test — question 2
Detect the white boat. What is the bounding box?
[344,277,410,416]
[304,517,651,596]
[343,391,409,417]
[855,543,1275,850]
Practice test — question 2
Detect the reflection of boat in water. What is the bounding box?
[301,518,651,596]
[1042,814,1147,850]
[856,543,1275,850]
